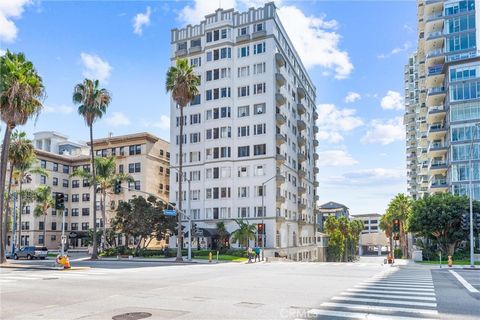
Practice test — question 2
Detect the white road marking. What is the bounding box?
[340,292,436,301]
[318,302,438,315]
[306,309,438,320]
[331,296,437,307]
[363,280,433,286]
[449,270,479,293]
[355,284,434,291]
[347,288,435,296]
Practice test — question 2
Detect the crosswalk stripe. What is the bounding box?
[374,277,432,282]
[306,309,438,320]
[363,280,433,286]
[317,302,438,315]
[347,288,436,296]
[340,292,436,301]
[331,296,437,307]
[355,284,434,291]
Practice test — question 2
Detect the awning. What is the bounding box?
[68,231,88,239]
[184,228,229,238]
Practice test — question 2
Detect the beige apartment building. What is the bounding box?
[6,131,170,251]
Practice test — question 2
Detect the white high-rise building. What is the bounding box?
[169,3,320,261]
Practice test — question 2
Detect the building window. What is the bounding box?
[63,179,69,188]
[82,222,89,231]
[238,166,248,177]
[39,221,44,230]
[82,208,90,216]
[238,86,250,97]
[40,160,46,169]
[21,221,30,230]
[253,62,266,74]
[119,164,124,174]
[23,206,31,215]
[254,103,266,115]
[238,105,249,117]
[253,83,266,95]
[72,180,80,188]
[253,42,266,54]
[82,193,90,201]
[83,179,90,187]
[51,235,57,242]
[238,126,250,137]
[237,66,250,78]
[254,23,264,32]
[63,165,69,174]
[238,146,250,157]
[129,145,141,155]
[254,165,265,176]
[238,207,250,218]
[40,175,47,184]
[238,186,249,198]
[72,194,79,202]
[71,223,78,231]
[254,123,266,135]
[129,163,141,173]
[190,132,201,143]
[190,113,201,124]
[254,144,267,156]
[72,209,79,216]
[51,222,57,231]
[255,206,266,217]
[238,46,249,58]
[52,163,58,171]
[38,235,44,245]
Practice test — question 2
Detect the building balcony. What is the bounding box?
[189,46,201,54]
[275,52,286,68]
[297,103,306,115]
[313,140,319,147]
[298,216,307,226]
[314,195,319,202]
[314,167,319,174]
[429,179,448,192]
[426,30,443,41]
[276,194,286,203]
[276,133,286,145]
[276,154,286,163]
[252,30,267,39]
[314,181,319,188]
[313,111,318,120]
[236,34,250,42]
[175,48,187,57]
[313,125,319,134]
[427,64,444,76]
[276,73,286,86]
[297,119,306,131]
[298,186,306,194]
[427,105,446,124]
[298,136,306,146]
[427,86,445,96]
[429,161,448,174]
[427,142,448,157]
[276,173,286,185]
[297,87,306,100]
[426,49,444,59]
[314,153,319,160]
[298,203,307,211]
[276,93,286,106]
[427,123,447,140]
[276,215,286,223]
[298,168,306,178]
[298,152,306,162]
[276,112,286,125]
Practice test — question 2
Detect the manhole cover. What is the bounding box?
[112,312,152,320]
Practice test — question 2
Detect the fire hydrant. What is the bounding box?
[56,255,71,269]
[448,255,453,267]
[208,251,212,263]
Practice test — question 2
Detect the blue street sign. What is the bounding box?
[164,209,177,216]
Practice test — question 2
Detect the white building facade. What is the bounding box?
[169,3,320,261]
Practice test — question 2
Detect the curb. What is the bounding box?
[98,258,199,264]
[0,264,91,271]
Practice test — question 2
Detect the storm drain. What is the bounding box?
[111,312,152,320]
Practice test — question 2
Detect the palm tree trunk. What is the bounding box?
[43,213,47,245]
[4,163,14,251]
[0,125,13,264]
[101,189,107,250]
[89,125,98,259]
[17,181,23,250]
[176,104,184,261]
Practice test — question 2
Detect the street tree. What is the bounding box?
[166,58,200,261]
[230,219,256,249]
[324,215,344,262]
[384,193,412,258]
[33,185,54,245]
[216,221,229,252]
[407,193,472,256]
[71,156,133,250]
[379,213,393,256]
[0,50,45,263]
[73,79,111,259]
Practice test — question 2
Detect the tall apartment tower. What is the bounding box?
[406,0,480,201]
[169,3,320,261]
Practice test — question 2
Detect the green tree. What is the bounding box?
[348,219,364,259]
[324,215,344,262]
[71,156,132,251]
[33,185,54,244]
[230,219,257,249]
[166,58,200,261]
[111,196,174,253]
[338,216,350,262]
[408,193,471,256]
[379,213,393,257]
[73,79,111,259]
[385,193,412,258]
[0,51,45,263]
[216,221,229,252]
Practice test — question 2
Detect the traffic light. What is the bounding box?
[257,223,265,235]
[55,193,65,210]
[461,213,469,230]
[114,180,122,194]
[192,223,197,234]
[475,213,480,230]
[392,219,400,233]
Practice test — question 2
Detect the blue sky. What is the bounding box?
[0,0,418,215]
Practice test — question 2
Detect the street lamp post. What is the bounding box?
[11,192,17,255]
[468,122,480,268]
[261,174,278,261]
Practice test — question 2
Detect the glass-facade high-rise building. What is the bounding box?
[406,0,480,200]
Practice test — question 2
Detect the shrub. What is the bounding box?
[394,248,403,259]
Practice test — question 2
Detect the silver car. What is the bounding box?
[14,246,48,260]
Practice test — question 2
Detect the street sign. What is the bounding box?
[194,230,203,237]
[164,209,177,216]
[61,235,67,244]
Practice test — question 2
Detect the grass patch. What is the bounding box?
[416,260,480,265]
[47,253,58,257]
[194,255,247,262]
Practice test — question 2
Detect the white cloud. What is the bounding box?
[324,168,405,186]
[316,103,364,143]
[43,104,74,114]
[403,24,414,33]
[0,49,6,56]
[361,117,405,145]
[317,150,358,167]
[133,6,151,35]
[0,0,31,43]
[143,115,170,130]
[344,91,361,103]
[177,1,353,79]
[381,90,404,110]
[377,42,411,59]
[105,112,131,127]
[80,52,112,83]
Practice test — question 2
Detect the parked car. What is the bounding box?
[13,246,48,260]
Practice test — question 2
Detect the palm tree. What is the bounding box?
[216,221,229,252]
[380,213,393,257]
[230,219,257,249]
[0,50,45,263]
[34,185,54,245]
[166,58,200,261]
[386,193,412,258]
[71,156,132,251]
[338,216,350,262]
[14,158,48,249]
[73,79,111,259]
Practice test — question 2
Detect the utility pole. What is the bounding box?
[11,192,17,255]
[468,122,480,268]
[261,174,277,261]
